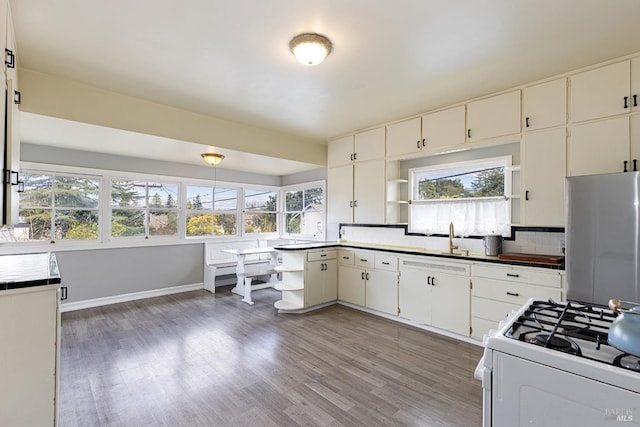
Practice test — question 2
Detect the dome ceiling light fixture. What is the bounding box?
[289,33,332,66]
[201,153,225,166]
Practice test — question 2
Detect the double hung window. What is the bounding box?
[185,186,238,237]
[283,185,324,237]
[243,189,278,234]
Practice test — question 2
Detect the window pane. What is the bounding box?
[186,186,212,210]
[111,209,145,237]
[55,176,100,208]
[19,174,53,208]
[416,166,504,200]
[244,213,277,233]
[186,213,212,236]
[111,180,146,208]
[17,209,51,240]
[214,213,237,236]
[285,212,301,233]
[149,210,178,236]
[55,210,99,240]
[304,187,323,206]
[148,182,178,208]
[244,190,277,211]
[286,190,303,211]
[215,188,237,211]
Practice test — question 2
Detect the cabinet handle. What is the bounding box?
[5,48,14,68]
[342,256,350,260]
[350,154,353,161]
[624,96,629,109]
[9,170,19,185]
[427,276,431,286]
[525,190,529,201]
[361,272,365,280]
[360,258,367,262]
[416,140,421,149]
[13,90,20,105]
[350,201,353,208]
[353,153,357,161]
[422,138,426,148]
[320,253,327,257]
[506,291,520,297]
[467,129,471,138]
[60,286,68,301]
[635,160,638,172]
[354,200,358,207]
[382,261,390,265]
[624,160,629,173]
[506,273,520,278]
[634,94,638,107]
[525,117,530,128]
[431,276,436,286]
[366,272,369,280]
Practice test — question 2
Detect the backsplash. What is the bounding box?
[338,225,565,256]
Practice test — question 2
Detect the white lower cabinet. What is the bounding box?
[305,254,337,307]
[0,284,60,427]
[470,263,564,340]
[398,257,471,336]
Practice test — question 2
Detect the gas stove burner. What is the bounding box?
[613,353,640,372]
[528,334,582,355]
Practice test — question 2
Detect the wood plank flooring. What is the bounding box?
[59,286,483,426]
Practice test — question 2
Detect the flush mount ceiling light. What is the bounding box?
[289,33,332,66]
[201,153,225,166]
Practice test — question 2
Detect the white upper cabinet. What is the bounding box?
[570,60,631,123]
[521,127,566,226]
[421,105,466,151]
[327,164,354,224]
[386,117,422,158]
[522,78,567,131]
[0,0,7,74]
[327,135,354,167]
[568,116,630,176]
[353,159,386,223]
[354,127,385,162]
[632,57,640,112]
[466,90,521,142]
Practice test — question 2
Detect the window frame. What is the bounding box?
[184,183,242,239]
[408,156,512,236]
[281,180,326,240]
[242,186,280,236]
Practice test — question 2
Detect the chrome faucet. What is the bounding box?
[449,222,458,254]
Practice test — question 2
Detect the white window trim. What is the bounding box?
[281,180,326,241]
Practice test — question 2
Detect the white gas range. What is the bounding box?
[475,298,639,426]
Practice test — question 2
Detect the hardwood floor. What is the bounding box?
[59,286,483,426]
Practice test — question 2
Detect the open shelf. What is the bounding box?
[274,282,304,292]
[274,299,304,310]
[274,265,304,273]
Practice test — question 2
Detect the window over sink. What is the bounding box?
[408,156,512,236]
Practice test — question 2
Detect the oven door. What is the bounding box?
[492,352,639,426]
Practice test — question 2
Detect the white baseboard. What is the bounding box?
[60,283,204,312]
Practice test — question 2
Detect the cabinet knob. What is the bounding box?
[624,96,629,109]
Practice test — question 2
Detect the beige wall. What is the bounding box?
[18,68,327,166]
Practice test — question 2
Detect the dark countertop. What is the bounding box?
[0,252,62,291]
[275,241,565,271]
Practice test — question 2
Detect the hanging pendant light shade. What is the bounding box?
[201,153,225,166]
[289,33,332,66]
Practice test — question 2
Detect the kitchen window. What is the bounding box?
[243,189,278,234]
[110,179,179,238]
[409,156,512,236]
[283,183,324,237]
[185,185,239,237]
[17,172,101,242]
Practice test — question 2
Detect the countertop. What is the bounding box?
[275,241,565,270]
[0,252,62,290]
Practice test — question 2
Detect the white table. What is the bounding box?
[222,247,279,304]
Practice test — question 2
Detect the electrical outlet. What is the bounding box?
[559,239,565,254]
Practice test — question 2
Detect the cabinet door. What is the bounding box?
[338,264,366,305]
[327,164,354,224]
[305,261,325,307]
[0,71,5,221]
[0,287,58,426]
[421,105,466,151]
[0,0,7,73]
[366,269,398,315]
[632,57,640,113]
[521,128,567,226]
[631,114,640,164]
[467,90,521,142]
[322,259,338,302]
[386,117,421,158]
[354,127,385,163]
[522,78,567,131]
[398,267,430,324]
[328,135,354,168]
[569,116,630,176]
[353,159,385,224]
[430,272,470,336]
[570,60,630,123]
[5,77,20,225]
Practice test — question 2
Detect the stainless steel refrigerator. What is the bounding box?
[566,172,640,306]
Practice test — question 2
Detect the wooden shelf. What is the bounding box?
[274,300,304,310]
[274,282,304,292]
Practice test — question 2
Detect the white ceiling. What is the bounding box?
[11,0,640,173]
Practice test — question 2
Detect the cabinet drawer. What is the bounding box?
[354,251,375,268]
[374,253,398,271]
[400,256,470,276]
[472,277,562,305]
[338,250,355,265]
[307,250,337,262]
[472,297,521,323]
[472,263,561,288]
